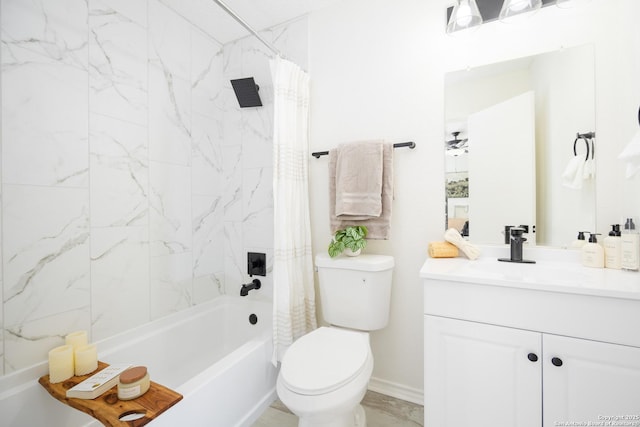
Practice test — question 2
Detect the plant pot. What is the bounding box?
[344,248,361,257]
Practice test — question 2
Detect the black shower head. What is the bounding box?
[230,77,262,108]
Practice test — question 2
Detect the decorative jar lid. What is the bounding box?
[119,366,147,384]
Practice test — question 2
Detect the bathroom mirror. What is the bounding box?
[445,44,596,247]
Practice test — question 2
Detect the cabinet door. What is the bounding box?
[425,316,542,427]
[543,334,640,426]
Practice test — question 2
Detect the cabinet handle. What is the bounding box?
[551,357,563,367]
[527,353,538,362]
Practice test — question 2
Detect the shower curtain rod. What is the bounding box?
[211,0,283,58]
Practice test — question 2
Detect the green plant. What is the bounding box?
[327,225,368,258]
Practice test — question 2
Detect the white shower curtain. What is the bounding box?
[270,56,317,365]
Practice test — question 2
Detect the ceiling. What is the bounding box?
[160,0,343,46]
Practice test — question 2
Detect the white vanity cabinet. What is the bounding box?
[424,315,542,427]
[425,315,640,427]
[542,333,640,425]
[421,252,640,427]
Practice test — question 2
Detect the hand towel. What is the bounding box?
[329,141,394,239]
[618,130,640,179]
[444,228,480,260]
[335,141,384,218]
[428,241,459,258]
[561,156,585,189]
[583,157,595,180]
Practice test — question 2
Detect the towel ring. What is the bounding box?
[573,136,590,161]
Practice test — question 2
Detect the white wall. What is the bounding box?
[309,0,440,403]
[309,0,640,402]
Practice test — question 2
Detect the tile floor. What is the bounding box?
[252,390,424,427]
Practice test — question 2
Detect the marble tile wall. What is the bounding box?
[222,16,309,302]
[0,0,307,377]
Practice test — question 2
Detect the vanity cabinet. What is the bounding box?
[425,315,640,427]
[542,333,640,425]
[424,316,541,427]
[421,253,640,427]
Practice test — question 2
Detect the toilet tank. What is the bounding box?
[315,253,394,331]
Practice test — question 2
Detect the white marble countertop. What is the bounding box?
[420,245,640,300]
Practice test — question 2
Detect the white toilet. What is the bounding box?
[277,253,394,427]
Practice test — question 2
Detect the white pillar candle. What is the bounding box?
[74,343,98,376]
[48,345,74,384]
[65,330,88,350]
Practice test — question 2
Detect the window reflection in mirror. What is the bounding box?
[444,44,596,248]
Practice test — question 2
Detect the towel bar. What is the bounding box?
[311,141,415,158]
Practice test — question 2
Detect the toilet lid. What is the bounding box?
[280,327,369,396]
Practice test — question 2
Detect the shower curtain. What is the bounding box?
[270,56,317,365]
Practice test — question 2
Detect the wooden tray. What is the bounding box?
[39,361,183,426]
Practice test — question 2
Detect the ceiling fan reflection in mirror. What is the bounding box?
[446,131,468,156]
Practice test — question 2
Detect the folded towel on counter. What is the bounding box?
[428,241,459,258]
[335,141,384,218]
[329,141,394,239]
[444,228,480,260]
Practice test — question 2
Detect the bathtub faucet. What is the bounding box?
[240,279,261,296]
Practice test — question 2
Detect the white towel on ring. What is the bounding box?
[618,130,640,179]
[561,156,585,189]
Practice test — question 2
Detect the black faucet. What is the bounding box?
[498,227,536,264]
[240,279,261,296]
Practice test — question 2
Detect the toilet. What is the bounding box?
[277,253,394,427]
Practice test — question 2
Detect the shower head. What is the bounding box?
[230,77,262,108]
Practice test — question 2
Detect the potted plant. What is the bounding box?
[327,225,368,258]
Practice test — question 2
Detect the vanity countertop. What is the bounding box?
[420,245,640,301]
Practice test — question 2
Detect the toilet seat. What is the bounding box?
[280,327,370,396]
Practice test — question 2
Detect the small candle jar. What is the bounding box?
[117,366,150,400]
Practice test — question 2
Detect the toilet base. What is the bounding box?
[298,403,366,427]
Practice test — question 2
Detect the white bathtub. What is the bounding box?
[0,295,278,427]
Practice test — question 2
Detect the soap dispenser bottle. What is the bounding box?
[571,231,588,249]
[621,218,639,271]
[581,233,604,268]
[603,224,622,269]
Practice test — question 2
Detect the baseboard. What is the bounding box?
[238,387,277,427]
[368,376,424,406]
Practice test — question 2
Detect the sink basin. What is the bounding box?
[468,257,589,284]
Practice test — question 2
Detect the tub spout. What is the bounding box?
[240,279,261,296]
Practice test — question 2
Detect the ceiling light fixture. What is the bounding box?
[499,0,542,22]
[447,0,483,34]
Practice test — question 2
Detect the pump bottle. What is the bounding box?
[621,218,639,271]
[581,233,604,268]
[571,231,588,249]
[603,224,622,269]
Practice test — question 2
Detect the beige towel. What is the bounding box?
[335,141,384,218]
[329,141,393,239]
